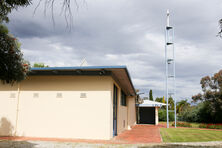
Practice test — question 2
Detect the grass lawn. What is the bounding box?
[160,128,222,142]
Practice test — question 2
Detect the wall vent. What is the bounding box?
[33,93,39,98]
[80,93,87,98]
[56,93,63,98]
[9,93,16,98]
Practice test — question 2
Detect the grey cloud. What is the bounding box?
[8,20,51,38]
[6,0,222,100]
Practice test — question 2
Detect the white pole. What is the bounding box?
[165,9,176,128]
[173,28,177,128]
[165,9,169,128]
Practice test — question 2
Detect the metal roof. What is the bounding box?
[29,65,136,96]
[137,100,166,107]
[31,66,127,71]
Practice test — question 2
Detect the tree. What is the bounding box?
[192,69,222,123]
[0,0,31,84]
[34,0,81,28]
[0,0,79,84]
[176,99,190,114]
[168,97,174,110]
[158,109,175,121]
[162,96,166,103]
[0,0,75,24]
[155,96,166,103]
[149,89,153,101]
[177,105,198,122]
[155,97,163,103]
[0,24,29,84]
[177,102,213,123]
[155,97,166,109]
[0,0,84,85]
[33,63,49,68]
[0,0,31,23]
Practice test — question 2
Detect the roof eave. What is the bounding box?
[29,65,136,96]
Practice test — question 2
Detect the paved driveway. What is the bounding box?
[0,124,162,145]
[1,125,222,148]
[115,124,162,144]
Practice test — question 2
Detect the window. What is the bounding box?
[121,90,127,106]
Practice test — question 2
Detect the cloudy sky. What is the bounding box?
[7,0,222,100]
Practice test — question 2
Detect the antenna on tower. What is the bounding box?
[80,58,88,66]
[165,10,176,128]
[167,9,170,27]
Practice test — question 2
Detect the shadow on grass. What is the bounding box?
[0,117,36,148]
[0,140,36,148]
[139,144,221,148]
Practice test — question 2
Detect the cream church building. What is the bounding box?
[0,66,137,140]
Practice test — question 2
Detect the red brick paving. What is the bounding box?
[114,124,162,143]
[0,124,162,144]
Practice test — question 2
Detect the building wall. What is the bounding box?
[117,90,128,134]
[155,107,159,125]
[0,75,137,139]
[0,83,18,136]
[111,80,136,135]
[0,76,113,140]
[127,96,136,129]
[111,81,127,134]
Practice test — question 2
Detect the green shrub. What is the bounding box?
[178,102,215,123]
[199,123,207,128]
[158,109,174,121]
[178,106,199,122]
[172,122,192,127]
[199,123,222,129]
